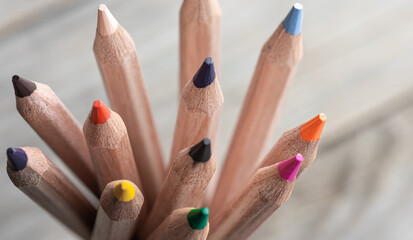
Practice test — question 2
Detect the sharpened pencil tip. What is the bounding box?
[6,148,28,171]
[192,58,216,88]
[90,100,111,124]
[113,181,136,202]
[300,113,327,141]
[97,4,118,36]
[277,154,303,181]
[187,207,209,230]
[189,138,211,163]
[282,3,303,35]
[11,75,36,98]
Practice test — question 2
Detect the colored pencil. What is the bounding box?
[209,154,303,240]
[83,100,142,193]
[169,58,223,169]
[6,147,96,239]
[142,138,215,238]
[93,4,164,205]
[12,75,98,196]
[179,0,221,92]
[259,113,326,176]
[211,4,304,213]
[147,207,209,240]
[91,180,144,240]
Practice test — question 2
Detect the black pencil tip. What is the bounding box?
[6,148,28,171]
[189,138,211,162]
[192,58,216,88]
[12,75,36,98]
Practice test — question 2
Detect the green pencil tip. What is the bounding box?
[187,207,209,230]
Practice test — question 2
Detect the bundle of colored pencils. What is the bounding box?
[6,2,327,240]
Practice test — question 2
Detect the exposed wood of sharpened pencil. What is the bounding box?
[259,113,327,176]
[210,4,303,213]
[147,207,209,240]
[91,180,144,240]
[209,155,303,240]
[83,100,142,194]
[12,75,98,196]
[141,139,215,238]
[179,0,221,92]
[6,147,96,240]
[93,4,164,205]
[169,58,223,169]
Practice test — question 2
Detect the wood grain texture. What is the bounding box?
[83,106,141,193]
[142,145,215,238]
[209,162,295,240]
[93,7,164,205]
[169,76,223,167]
[6,147,96,239]
[211,23,303,214]
[91,180,143,240]
[180,0,221,91]
[15,81,98,196]
[259,119,321,177]
[147,207,209,240]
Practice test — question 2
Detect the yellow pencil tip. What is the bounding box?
[97,4,118,36]
[299,113,327,141]
[113,181,135,202]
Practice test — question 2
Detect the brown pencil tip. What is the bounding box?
[97,4,118,36]
[90,100,111,124]
[300,113,327,141]
[12,75,36,98]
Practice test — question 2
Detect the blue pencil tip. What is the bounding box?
[282,3,303,35]
[192,57,216,88]
[6,148,28,171]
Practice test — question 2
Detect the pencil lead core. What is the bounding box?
[277,154,303,181]
[12,75,36,98]
[91,100,111,124]
[97,4,118,36]
[300,113,327,141]
[113,181,135,202]
[192,57,216,88]
[6,148,28,171]
[189,138,211,162]
[282,3,303,35]
[187,207,209,230]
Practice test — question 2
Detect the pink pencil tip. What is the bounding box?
[277,154,303,181]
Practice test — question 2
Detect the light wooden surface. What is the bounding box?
[83,105,141,193]
[93,5,165,206]
[169,74,223,166]
[211,23,303,213]
[147,207,209,240]
[142,144,215,238]
[91,180,143,240]
[179,0,221,91]
[1,0,413,239]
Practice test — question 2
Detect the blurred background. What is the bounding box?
[1,0,412,239]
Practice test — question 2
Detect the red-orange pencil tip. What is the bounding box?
[299,113,327,141]
[91,100,111,124]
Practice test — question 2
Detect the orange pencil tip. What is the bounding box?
[299,113,326,141]
[91,100,111,124]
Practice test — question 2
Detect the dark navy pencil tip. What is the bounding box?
[282,3,303,35]
[6,148,28,171]
[192,57,216,88]
[12,75,36,98]
[189,138,211,163]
